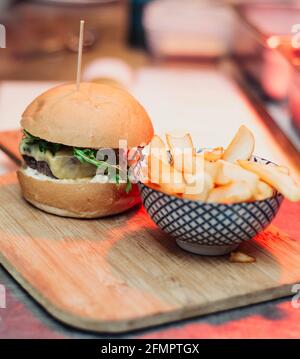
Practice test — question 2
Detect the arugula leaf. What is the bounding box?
[23,130,62,155]
[23,129,40,141]
[73,148,107,168]
[125,179,132,193]
[73,148,132,192]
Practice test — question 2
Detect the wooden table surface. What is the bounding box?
[0,2,300,339]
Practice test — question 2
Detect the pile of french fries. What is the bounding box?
[142,125,300,203]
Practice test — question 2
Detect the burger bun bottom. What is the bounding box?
[17,168,140,218]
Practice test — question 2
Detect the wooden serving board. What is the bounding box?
[0,172,300,332]
[0,70,300,332]
[0,130,22,164]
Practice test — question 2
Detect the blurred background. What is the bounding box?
[0,0,300,171]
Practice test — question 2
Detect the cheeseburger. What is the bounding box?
[18,82,154,218]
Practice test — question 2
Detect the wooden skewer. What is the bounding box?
[76,20,85,91]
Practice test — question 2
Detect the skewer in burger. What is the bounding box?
[18,82,154,218]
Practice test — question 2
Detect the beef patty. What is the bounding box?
[22,155,57,178]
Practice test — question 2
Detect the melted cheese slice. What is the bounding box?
[20,141,96,180]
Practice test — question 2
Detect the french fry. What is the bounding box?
[148,153,162,184]
[148,155,185,194]
[165,133,194,154]
[148,135,171,184]
[223,125,255,163]
[268,163,289,175]
[207,181,253,203]
[159,178,186,195]
[159,165,186,195]
[238,160,300,202]
[166,133,195,175]
[149,135,170,165]
[277,166,289,175]
[254,180,275,201]
[204,159,220,182]
[230,251,256,263]
[182,153,206,184]
[145,131,299,205]
[148,154,176,182]
[204,147,224,162]
[216,160,259,194]
[182,172,213,201]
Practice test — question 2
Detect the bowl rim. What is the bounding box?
[139,154,284,207]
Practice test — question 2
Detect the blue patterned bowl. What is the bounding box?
[139,156,283,255]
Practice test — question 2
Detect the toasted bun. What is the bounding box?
[17,168,140,218]
[21,82,153,148]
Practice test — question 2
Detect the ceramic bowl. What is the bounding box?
[139,156,283,256]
